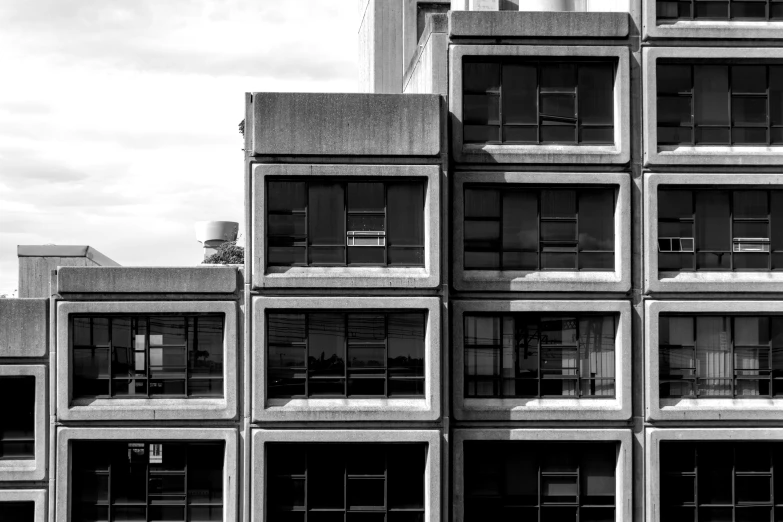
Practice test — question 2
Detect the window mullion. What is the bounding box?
[108,317,113,398]
[692,65,697,146]
[305,313,310,398]
[499,60,504,144]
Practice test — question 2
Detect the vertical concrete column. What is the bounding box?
[358,0,404,93]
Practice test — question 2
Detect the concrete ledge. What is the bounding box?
[0,490,47,521]
[249,93,443,157]
[454,429,633,522]
[0,298,48,358]
[643,0,783,40]
[0,365,47,482]
[252,296,441,422]
[449,10,629,38]
[645,300,783,421]
[56,428,238,522]
[252,429,441,522]
[452,300,632,421]
[57,266,238,294]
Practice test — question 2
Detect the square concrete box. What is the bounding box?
[55,427,238,522]
[452,300,632,421]
[450,45,631,165]
[453,171,631,292]
[453,428,633,522]
[643,0,783,40]
[0,365,47,482]
[0,489,47,521]
[251,429,442,522]
[643,47,783,167]
[251,164,442,289]
[644,173,783,293]
[448,10,630,38]
[56,301,238,422]
[56,266,239,294]
[646,427,783,522]
[252,296,441,422]
[0,298,48,358]
[246,93,443,157]
[646,300,783,422]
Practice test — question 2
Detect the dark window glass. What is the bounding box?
[463,58,615,145]
[464,313,617,398]
[464,441,617,522]
[267,178,425,267]
[72,314,224,399]
[0,502,35,520]
[658,0,783,21]
[658,62,783,146]
[464,186,616,271]
[267,443,425,521]
[660,441,782,522]
[659,314,783,398]
[0,376,35,460]
[267,311,426,399]
[657,188,781,272]
[72,441,224,522]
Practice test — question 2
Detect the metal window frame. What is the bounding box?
[656,0,783,22]
[644,0,783,39]
[0,365,46,482]
[0,490,47,521]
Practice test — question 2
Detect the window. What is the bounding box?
[0,377,34,460]
[464,314,617,398]
[72,441,224,522]
[661,441,783,521]
[72,314,224,399]
[464,186,615,271]
[657,188,783,271]
[659,314,783,398]
[462,58,615,145]
[657,62,783,146]
[1,502,34,520]
[268,311,425,399]
[267,443,426,522]
[266,179,425,267]
[657,0,783,21]
[464,441,617,522]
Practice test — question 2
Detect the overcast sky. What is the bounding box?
[0,0,358,295]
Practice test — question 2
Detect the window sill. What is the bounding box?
[647,144,783,166]
[456,269,628,292]
[260,397,437,422]
[458,142,628,165]
[64,397,234,421]
[456,397,629,421]
[650,270,783,293]
[651,397,783,421]
[261,266,437,289]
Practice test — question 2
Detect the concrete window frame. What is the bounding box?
[449,44,631,165]
[252,429,441,522]
[56,301,238,421]
[251,163,441,289]
[0,489,47,521]
[453,428,633,522]
[0,365,46,482]
[646,427,783,522]
[643,47,783,167]
[252,296,441,422]
[452,300,632,421]
[644,173,783,293]
[643,1,783,40]
[56,427,238,522]
[645,300,783,421]
[453,171,631,292]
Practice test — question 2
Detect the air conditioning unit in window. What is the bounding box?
[658,237,694,253]
[347,231,386,247]
[733,238,770,252]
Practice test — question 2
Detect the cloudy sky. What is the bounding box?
[0,0,358,295]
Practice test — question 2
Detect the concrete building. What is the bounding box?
[2,1,783,520]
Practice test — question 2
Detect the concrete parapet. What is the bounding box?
[449,10,630,38]
[18,245,119,298]
[0,298,48,358]
[56,266,238,294]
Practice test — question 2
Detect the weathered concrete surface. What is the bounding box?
[0,298,48,358]
[249,93,442,157]
[449,10,629,38]
[358,0,403,94]
[18,245,119,298]
[403,15,448,95]
[0,490,47,521]
[57,266,238,294]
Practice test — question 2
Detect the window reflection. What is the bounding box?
[0,376,35,460]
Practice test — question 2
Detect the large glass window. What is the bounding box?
[463,58,615,145]
[266,178,425,267]
[464,314,617,398]
[0,376,34,460]
[658,0,783,21]
[72,314,224,399]
[464,186,615,271]
[464,441,617,522]
[659,314,783,398]
[267,443,426,522]
[657,188,783,271]
[1,502,34,520]
[657,62,783,146]
[72,441,224,522]
[661,441,783,521]
[268,311,426,399]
